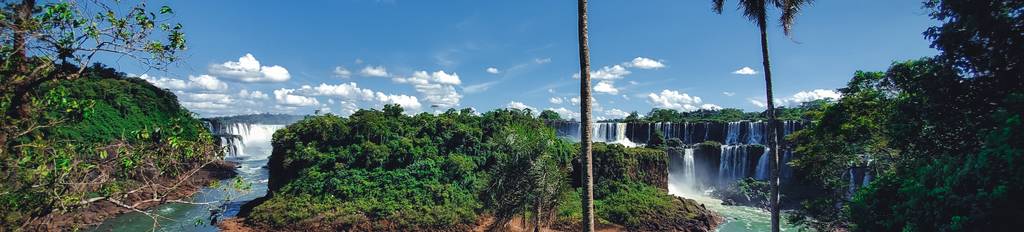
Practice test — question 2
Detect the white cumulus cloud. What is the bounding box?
[789,89,842,103]
[548,107,580,120]
[723,91,736,96]
[733,66,758,75]
[647,90,712,112]
[273,88,320,107]
[628,57,665,69]
[575,65,631,80]
[701,104,723,111]
[749,99,768,108]
[186,75,228,92]
[392,70,463,108]
[334,66,352,78]
[593,80,619,94]
[137,74,228,92]
[549,97,565,105]
[360,65,390,77]
[506,101,533,111]
[209,53,290,82]
[486,67,500,74]
[604,108,630,118]
[238,89,269,99]
[292,82,423,111]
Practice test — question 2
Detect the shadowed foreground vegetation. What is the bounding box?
[0,65,225,230]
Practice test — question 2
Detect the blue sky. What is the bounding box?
[108,0,939,118]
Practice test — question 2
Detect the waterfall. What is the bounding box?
[213,123,285,158]
[668,148,700,196]
[747,121,764,145]
[683,123,691,144]
[544,120,808,190]
[862,172,872,187]
[782,149,794,179]
[725,122,741,145]
[755,147,770,180]
[682,148,696,189]
[551,121,582,141]
[591,123,637,147]
[718,145,750,184]
[704,123,710,142]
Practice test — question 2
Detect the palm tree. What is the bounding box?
[577,0,596,231]
[710,0,812,231]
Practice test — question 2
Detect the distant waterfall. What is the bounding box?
[755,148,770,180]
[543,120,812,190]
[719,145,750,184]
[668,148,700,196]
[747,121,765,144]
[682,148,696,189]
[724,122,741,145]
[211,123,285,157]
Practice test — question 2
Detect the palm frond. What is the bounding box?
[739,0,768,28]
[712,0,726,14]
[780,0,813,36]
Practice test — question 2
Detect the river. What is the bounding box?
[88,133,274,231]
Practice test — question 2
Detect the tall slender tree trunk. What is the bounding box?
[758,15,782,232]
[577,0,595,231]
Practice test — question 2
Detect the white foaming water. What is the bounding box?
[221,123,284,161]
[725,122,741,145]
[593,123,638,147]
[755,148,771,180]
[718,145,750,184]
[669,168,799,232]
[747,121,765,145]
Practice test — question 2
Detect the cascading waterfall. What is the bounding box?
[718,145,749,184]
[545,120,810,186]
[747,121,764,145]
[682,148,696,191]
[755,147,770,180]
[724,122,741,145]
[592,123,637,147]
[667,148,700,196]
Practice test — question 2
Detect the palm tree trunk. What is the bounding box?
[577,0,595,231]
[758,15,783,232]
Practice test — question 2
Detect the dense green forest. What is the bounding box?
[0,1,216,229]
[244,105,718,230]
[786,1,1024,231]
[0,65,223,229]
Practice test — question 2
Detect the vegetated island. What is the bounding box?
[222,105,722,231]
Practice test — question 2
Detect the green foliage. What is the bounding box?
[257,107,557,228]
[646,129,666,148]
[43,65,206,143]
[595,183,691,227]
[790,1,1024,230]
[0,65,218,229]
[713,178,771,210]
[848,95,1024,231]
[539,109,562,121]
[255,106,702,229]
[589,143,667,192]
